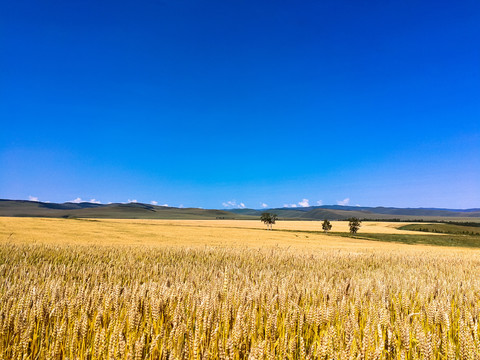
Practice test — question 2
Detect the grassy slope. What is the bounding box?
[299,208,375,220]
[338,233,480,248]
[399,223,480,235]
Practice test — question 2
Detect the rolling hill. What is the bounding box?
[229,205,480,221]
[0,200,479,221]
[0,200,254,220]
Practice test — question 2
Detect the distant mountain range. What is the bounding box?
[0,199,479,221]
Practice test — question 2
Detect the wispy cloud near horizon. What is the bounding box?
[222,200,246,209]
[298,199,309,207]
[284,198,310,208]
[69,197,101,204]
[337,198,350,206]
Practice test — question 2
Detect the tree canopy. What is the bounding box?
[348,218,362,234]
[322,219,332,233]
[261,212,278,230]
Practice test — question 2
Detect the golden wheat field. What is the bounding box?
[1,217,480,359]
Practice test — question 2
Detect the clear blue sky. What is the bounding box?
[1,0,479,209]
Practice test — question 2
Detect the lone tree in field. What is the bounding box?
[322,219,332,233]
[348,217,361,234]
[261,212,278,230]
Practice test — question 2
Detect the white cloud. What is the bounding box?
[179,204,184,208]
[261,203,268,208]
[222,200,246,209]
[284,199,310,208]
[150,201,167,206]
[28,196,39,202]
[69,198,100,204]
[337,198,350,206]
[298,199,310,207]
[128,199,138,203]
[316,200,323,206]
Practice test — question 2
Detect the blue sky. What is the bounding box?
[1,0,479,209]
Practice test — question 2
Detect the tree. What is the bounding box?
[348,217,361,234]
[260,212,278,230]
[322,219,332,233]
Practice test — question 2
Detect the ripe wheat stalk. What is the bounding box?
[1,242,479,359]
